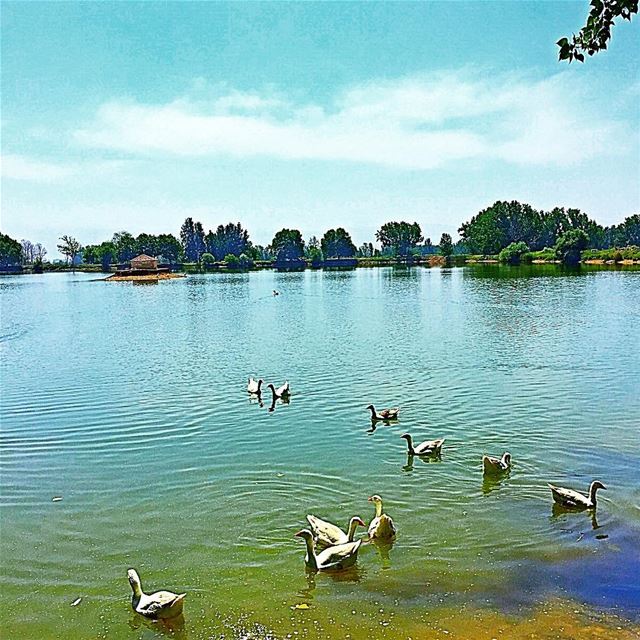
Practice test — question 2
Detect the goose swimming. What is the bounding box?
[367,495,396,539]
[294,529,362,571]
[548,480,606,509]
[306,515,365,547]
[482,452,511,475]
[267,382,290,398]
[247,377,263,394]
[127,569,185,620]
[401,433,444,456]
[366,405,400,421]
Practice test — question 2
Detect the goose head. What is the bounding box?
[400,433,412,442]
[502,452,512,464]
[267,383,276,392]
[350,516,366,528]
[294,529,314,542]
[368,494,382,504]
[365,404,375,411]
[590,480,606,492]
[127,568,142,595]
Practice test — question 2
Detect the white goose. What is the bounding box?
[482,452,511,475]
[401,433,444,456]
[367,495,396,539]
[366,405,400,421]
[267,381,290,399]
[548,480,606,509]
[294,529,361,571]
[127,569,185,620]
[247,377,263,394]
[306,515,365,548]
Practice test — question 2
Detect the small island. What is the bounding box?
[105,254,186,282]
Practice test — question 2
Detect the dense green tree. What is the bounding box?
[439,233,454,258]
[357,242,376,258]
[205,222,251,261]
[180,217,206,262]
[558,0,637,63]
[112,231,137,262]
[459,201,605,254]
[0,232,22,269]
[321,228,357,258]
[376,221,423,257]
[155,234,182,264]
[555,229,589,265]
[270,229,305,262]
[606,214,640,246]
[57,235,82,269]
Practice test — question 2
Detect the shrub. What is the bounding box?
[555,229,589,265]
[498,241,530,265]
[200,252,215,269]
[224,253,240,269]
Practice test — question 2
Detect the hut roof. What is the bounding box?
[131,254,156,262]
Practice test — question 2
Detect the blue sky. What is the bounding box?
[1,1,638,257]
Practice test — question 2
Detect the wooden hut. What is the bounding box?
[130,254,158,271]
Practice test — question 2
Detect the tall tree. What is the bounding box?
[321,228,357,258]
[270,229,305,262]
[20,240,35,264]
[112,231,137,262]
[558,0,637,63]
[57,235,82,270]
[180,218,206,262]
[439,233,453,258]
[0,233,23,269]
[205,222,250,260]
[376,221,424,257]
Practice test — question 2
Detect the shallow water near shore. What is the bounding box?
[1,266,639,639]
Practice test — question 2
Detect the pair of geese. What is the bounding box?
[247,377,289,399]
[296,495,396,571]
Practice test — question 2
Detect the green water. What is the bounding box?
[1,266,639,639]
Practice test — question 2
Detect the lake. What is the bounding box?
[1,266,639,639]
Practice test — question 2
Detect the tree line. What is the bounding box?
[1,201,638,270]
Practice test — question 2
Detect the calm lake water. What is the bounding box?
[1,266,639,639]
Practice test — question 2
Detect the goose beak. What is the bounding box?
[367,496,373,502]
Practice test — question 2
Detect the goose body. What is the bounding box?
[401,433,444,456]
[268,381,290,398]
[247,377,263,394]
[295,529,361,571]
[366,404,400,421]
[482,452,511,475]
[306,515,365,548]
[367,495,396,539]
[127,569,185,620]
[548,480,606,509]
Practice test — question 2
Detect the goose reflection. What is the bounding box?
[267,395,291,413]
[301,563,365,587]
[403,451,442,472]
[482,472,510,495]
[128,613,187,638]
[368,537,394,569]
[551,501,600,530]
[248,392,264,408]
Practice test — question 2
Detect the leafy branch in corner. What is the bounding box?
[557,0,637,62]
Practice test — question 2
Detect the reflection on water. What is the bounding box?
[1,267,639,639]
[403,451,442,472]
[128,613,187,639]
[368,538,394,569]
[551,502,600,531]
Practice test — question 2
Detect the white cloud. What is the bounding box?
[1,154,76,182]
[73,71,628,170]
